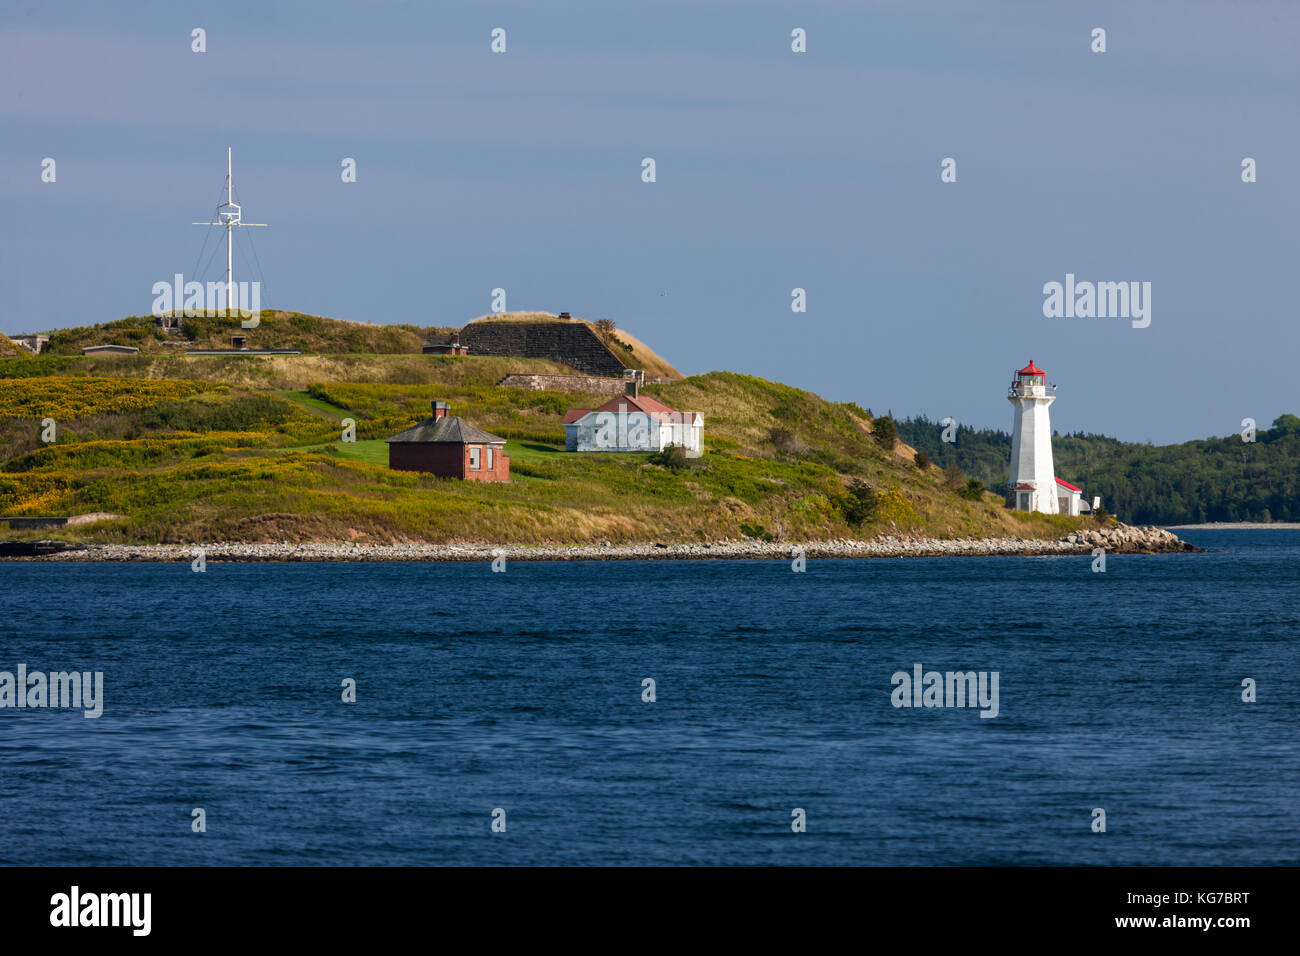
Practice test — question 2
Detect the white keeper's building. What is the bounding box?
[563,379,703,457]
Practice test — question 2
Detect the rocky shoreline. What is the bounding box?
[2,524,1199,562]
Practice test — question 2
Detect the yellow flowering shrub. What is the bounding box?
[0,377,215,419]
[874,486,919,525]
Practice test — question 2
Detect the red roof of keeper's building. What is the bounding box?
[564,394,696,425]
[1016,359,1045,376]
[597,394,678,419]
[1055,477,1082,492]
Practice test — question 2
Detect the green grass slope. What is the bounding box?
[0,343,1101,546]
[35,310,431,355]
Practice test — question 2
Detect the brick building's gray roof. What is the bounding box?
[385,415,506,444]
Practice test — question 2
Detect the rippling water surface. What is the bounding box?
[1,529,1296,865]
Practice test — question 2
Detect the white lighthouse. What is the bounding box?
[1007,359,1084,515]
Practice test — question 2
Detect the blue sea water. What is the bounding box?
[0,529,1296,866]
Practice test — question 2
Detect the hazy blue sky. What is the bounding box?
[2,0,1296,443]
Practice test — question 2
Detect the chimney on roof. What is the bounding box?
[624,368,644,399]
[432,401,450,420]
[625,379,639,399]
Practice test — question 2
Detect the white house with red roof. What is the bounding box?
[564,379,703,457]
[1007,359,1085,515]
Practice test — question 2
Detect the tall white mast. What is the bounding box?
[193,147,267,316]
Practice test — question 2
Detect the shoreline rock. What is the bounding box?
[1,524,1200,563]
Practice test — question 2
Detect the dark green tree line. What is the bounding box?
[896,413,1300,524]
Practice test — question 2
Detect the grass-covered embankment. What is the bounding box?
[0,319,1104,546]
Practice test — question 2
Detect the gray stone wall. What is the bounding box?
[459,322,629,376]
[498,374,627,393]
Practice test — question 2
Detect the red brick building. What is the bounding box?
[385,402,510,481]
[421,332,469,355]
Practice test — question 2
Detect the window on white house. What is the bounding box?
[469,446,481,470]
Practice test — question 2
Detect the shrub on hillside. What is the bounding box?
[841,479,878,526]
[526,392,569,416]
[648,443,690,472]
[138,394,300,433]
[873,415,897,448]
[835,479,921,528]
[0,377,212,419]
[768,426,806,454]
[874,486,920,524]
[0,356,77,379]
[914,450,930,469]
